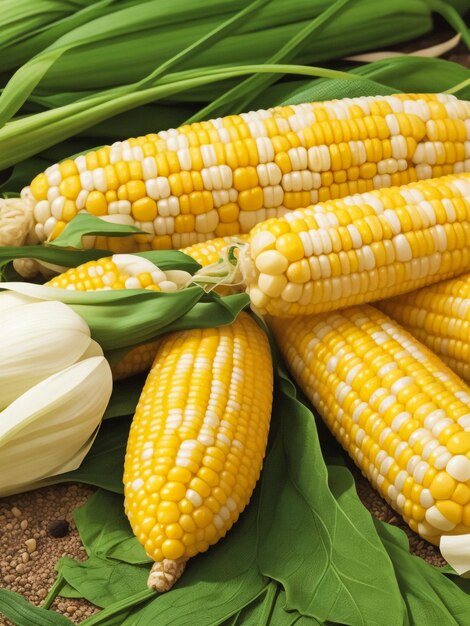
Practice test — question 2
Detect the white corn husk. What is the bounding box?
[0,300,96,408]
[0,299,113,496]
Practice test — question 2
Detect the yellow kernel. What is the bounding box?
[162,539,185,560]
[429,472,456,500]
[180,515,196,533]
[59,175,81,200]
[175,214,195,233]
[85,151,99,170]
[190,477,211,499]
[59,160,79,178]
[287,259,311,283]
[436,500,463,525]
[218,203,239,223]
[127,180,146,202]
[233,166,258,191]
[275,232,304,262]
[165,523,184,539]
[182,533,196,547]
[30,173,49,201]
[238,187,263,211]
[50,221,66,240]
[132,197,157,221]
[85,191,107,216]
[62,200,77,222]
[179,498,194,514]
[193,506,213,529]
[160,482,187,503]
[157,501,180,524]
[197,467,219,487]
[453,483,470,506]
[447,431,470,455]
[167,467,192,484]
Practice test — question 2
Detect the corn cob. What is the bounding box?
[2,94,470,255]
[44,236,239,379]
[239,173,470,316]
[378,274,470,384]
[123,312,273,591]
[269,306,470,545]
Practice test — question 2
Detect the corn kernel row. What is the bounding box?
[270,306,470,544]
[379,273,470,384]
[23,94,470,252]
[242,173,470,316]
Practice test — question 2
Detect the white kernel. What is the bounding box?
[425,505,455,531]
[446,455,470,481]
[131,478,144,491]
[186,489,203,507]
[79,171,94,191]
[419,488,434,508]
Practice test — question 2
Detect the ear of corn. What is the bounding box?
[5,93,469,254]
[378,273,470,384]
[123,311,273,591]
[269,305,470,545]
[44,236,240,379]
[241,172,470,316]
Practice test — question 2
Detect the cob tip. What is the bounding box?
[147,558,187,592]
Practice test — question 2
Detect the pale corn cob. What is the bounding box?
[378,273,470,383]
[2,94,470,257]
[240,173,470,316]
[124,312,273,591]
[269,306,470,545]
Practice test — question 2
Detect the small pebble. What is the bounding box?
[21,552,29,564]
[47,520,70,538]
[20,519,28,530]
[15,563,26,574]
[11,507,21,518]
[25,538,37,553]
[66,605,77,615]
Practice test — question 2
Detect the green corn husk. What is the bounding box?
[2,56,470,193]
[0,0,468,172]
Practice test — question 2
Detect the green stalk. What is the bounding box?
[445,77,470,95]
[42,572,66,610]
[186,0,353,121]
[0,64,359,169]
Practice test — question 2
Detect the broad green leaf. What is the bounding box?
[102,374,146,420]
[257,371,404,626]
[0,588,73,626]
[118,495,268,626]
[45,416,131,493]
[227,583,321,626]
[57,555,149,609]
[73,490,150,565]
[374,521,470,626]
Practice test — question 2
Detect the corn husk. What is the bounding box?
[0,355,112,496]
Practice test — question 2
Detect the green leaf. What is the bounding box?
[57,555,149,609]
[49,213,145,248]
[102,374,146,420]
[47,416,131,493]
[0,588,73,626]
[73,490,150,565]
[374,521,470,626]
[257,371,404,625]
